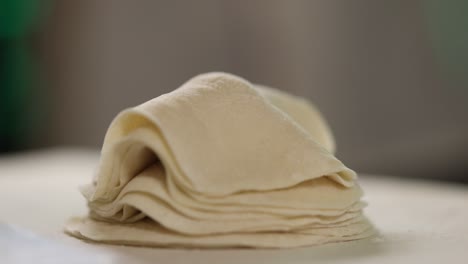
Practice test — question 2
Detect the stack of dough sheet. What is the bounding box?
[65,72,375,248]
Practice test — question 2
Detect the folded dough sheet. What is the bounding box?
[65,72,375,248]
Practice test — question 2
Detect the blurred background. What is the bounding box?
[0,0,467,182]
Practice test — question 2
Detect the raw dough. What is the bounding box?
[65,72,374,248]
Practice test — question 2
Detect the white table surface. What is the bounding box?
[1,148,467,263]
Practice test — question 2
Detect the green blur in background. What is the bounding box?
[0,0,41,152]
[425,0,468,89]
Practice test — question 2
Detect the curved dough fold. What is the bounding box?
[65,72,374,248]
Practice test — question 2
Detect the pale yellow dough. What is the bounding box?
[65,72,374,248]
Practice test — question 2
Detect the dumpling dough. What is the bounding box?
[256,85,336,154]
[65,72,374,248]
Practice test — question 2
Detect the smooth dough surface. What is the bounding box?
[65,72,374,248]
[66,217,374,249]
